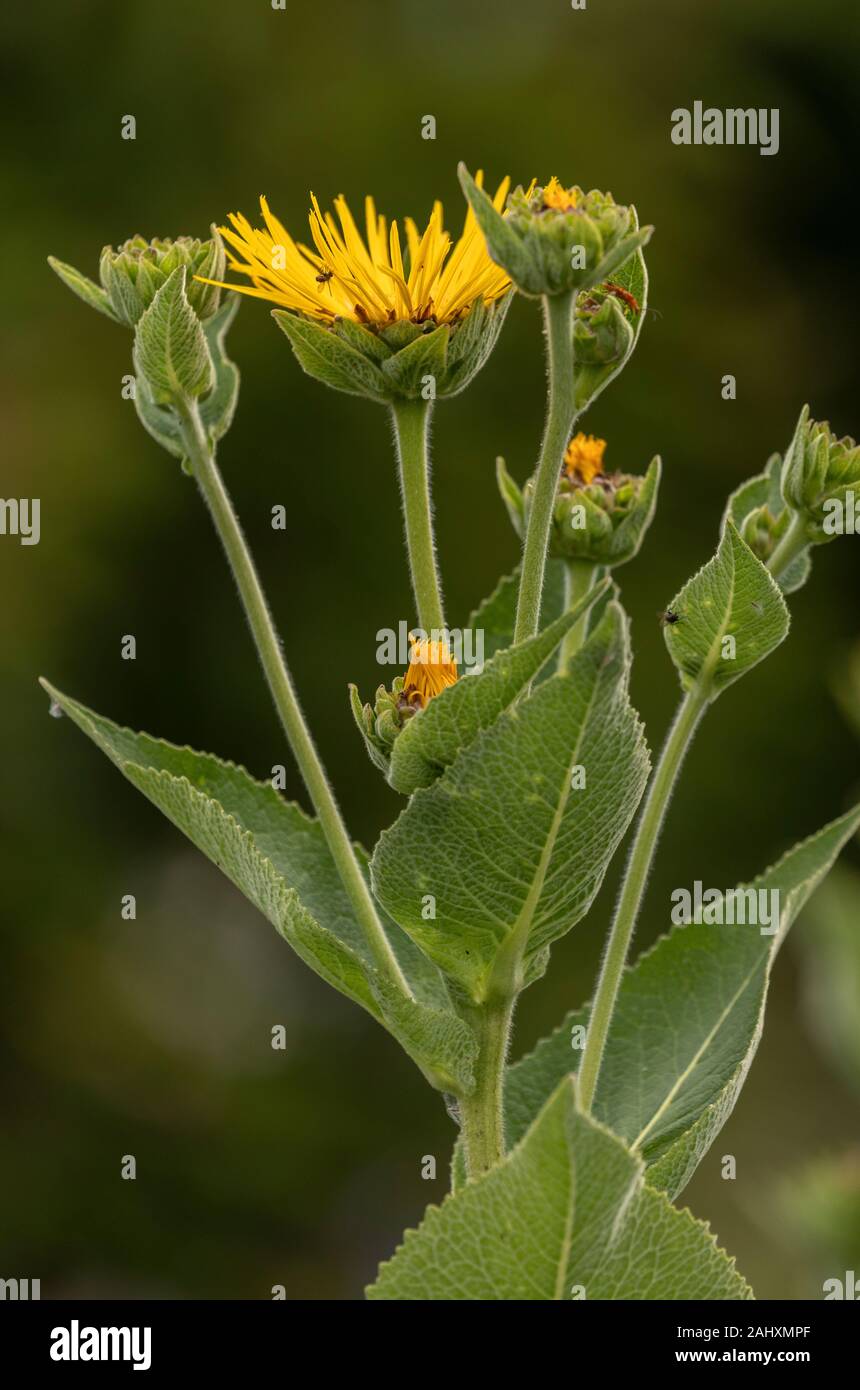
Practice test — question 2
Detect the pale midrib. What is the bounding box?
[629,951,766,1152]
[698,545,737,689]
[553,1151,577,1301]
[501,667,606,973]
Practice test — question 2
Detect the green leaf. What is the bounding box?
[199,295,241,443]
[574,205,649,415]
[723,452,811,595]
[368,1080,751,1300]
[663,519,789,699]
[505,803,860,1198]
[467,559,567,663]
[39,680,477,1094]
[133,376,187,460]
[134,297,241,462]
[591,227,653,290]
[47,255,119,323]
[134,267,213,403]
[371,604,649,1002]
[273,310,391,402]
[387,582,609,794]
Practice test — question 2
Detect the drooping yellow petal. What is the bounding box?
[402,635,458,708]
[199,181,512,328]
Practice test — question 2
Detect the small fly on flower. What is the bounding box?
[315,267,335,295]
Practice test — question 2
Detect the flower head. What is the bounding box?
[498,442,661,569]
[349,635,458,775]
[402,635,459,708]
[200,177,511,329]
[459,163,652,300]
[205,178,514,402]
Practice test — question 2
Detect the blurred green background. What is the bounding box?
[2,0,859,1299]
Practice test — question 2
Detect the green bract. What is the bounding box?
[458,163,652,298]
[272,292,511,403]
[49,230,225,328]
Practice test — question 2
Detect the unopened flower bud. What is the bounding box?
[502,434,660,567]
[459,165,652,300]
[781,405,860,542]
[350,636,459,773]
[49,231,225,328]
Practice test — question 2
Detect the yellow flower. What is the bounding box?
[198,175,512,328]
[564,432,607,485]
[541,177,579,213]
[402,635,458,708]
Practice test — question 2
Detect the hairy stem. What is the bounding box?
[391,398,446,635]
[577,531,805,1113]
[459,996,516,1180]
[177,397,412,999]
[514,291,577,646]
[559,560,598,671]
[767,512,808,578]
[577,684,709,1113]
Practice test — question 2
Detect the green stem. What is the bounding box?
[768,512,808,579]
[576,513,809,1113]
[577,683,709,1113]
[177,398,412,1000]
[459,996,516,1180]
[559,560,598,671]
[514,291,577,646]
[391,398,445,635]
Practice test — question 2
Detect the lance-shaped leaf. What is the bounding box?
[39,681,477,1095]
[663,520,789,698]
[368,1079,751,1300]
[134,267,213,403]
[371,604,649,1002]
[386,581,609,794]
[47,255,118,322]
[505,803,860,1198]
